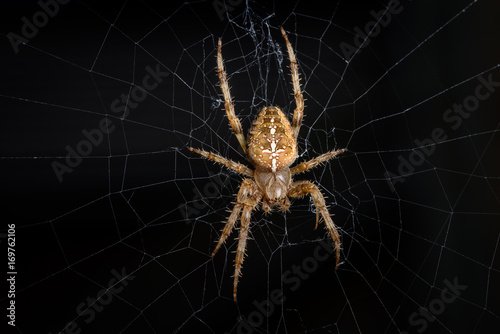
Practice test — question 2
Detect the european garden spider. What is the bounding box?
[188,28,346,301]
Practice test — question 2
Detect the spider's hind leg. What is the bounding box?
[217,38,247,153]
[280,27,304,139]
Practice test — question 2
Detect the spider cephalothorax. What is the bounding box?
[188,27,346,301]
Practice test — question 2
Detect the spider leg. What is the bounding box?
[288,181,341,270]
[187,147,253,177]
[217,38,247,153]
[211,178,262,301]
[290,148,346,175]
[233,180,262,301]
[280,27,304,139]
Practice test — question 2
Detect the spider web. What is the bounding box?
[2,0,500,333]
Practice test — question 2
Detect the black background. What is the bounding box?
[1,0,500,333]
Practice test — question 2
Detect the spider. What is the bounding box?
[188,27,346,301]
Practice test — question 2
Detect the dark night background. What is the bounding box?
[1,0,499,333]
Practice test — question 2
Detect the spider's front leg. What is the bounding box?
[211,178,262,301]
[288,181,341,269]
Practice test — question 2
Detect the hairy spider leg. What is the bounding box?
[217,38,247,153]
[187,147,253,177]
[290,148,346,175]
[288,180,341,269]
[280,27,304,139]
[211,178,262,301]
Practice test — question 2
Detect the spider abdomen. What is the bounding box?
[246,106,297,172]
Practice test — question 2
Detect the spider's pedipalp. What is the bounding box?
[288,180,341,270]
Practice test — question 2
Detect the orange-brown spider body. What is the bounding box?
[247,106,297,172]
[188,27,346,301]
[247,106,296,208]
